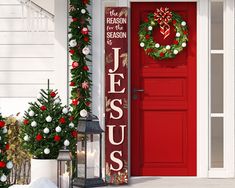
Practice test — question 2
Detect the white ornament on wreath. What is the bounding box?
[182,42,187,47]
[55,126,62,133]
[82,47,90,55]
[0,174,7,182]
[62,108,69,114]
[140,42,145,47]
[148,26,153,31]
[6,161,13,169]
[81,9,86,14]
[68,33,73,39]
[176,32,181,37]
[24,135,29,141]
[29,110,35,117]
[166,45,171,50]
[46,116,52,122]
[31,121,37,127]
[155,43,160,48]
[64,139,70,146]
[43,128,50,134]
[44,148,50,154]
[174,50,179,54]
[181,21,186,26]
[80,109,88,117]
[69,122,74,128]
[69,39,77,48]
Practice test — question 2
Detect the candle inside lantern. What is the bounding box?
[60,172,69,188]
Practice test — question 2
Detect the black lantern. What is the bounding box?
[57,148,73,188]
[73,114,105,187]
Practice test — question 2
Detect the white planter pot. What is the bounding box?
[31,159,57,185]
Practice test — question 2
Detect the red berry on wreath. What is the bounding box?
[40,105,47,111]
[36,134,42,141]
[145,34,150,40]
[50,92,56,98]
[0,161,6,168]
[54,135,61,142]
[71,130,78,138]
[5,144,10,150]
[146,48,152,54]
[160,52,165,57]
[69,49,75,55]
[144,18,149,23]
[0,120,5,128]
[86,101,91,106]
[172,20,177,24]
[72,61,79,69]
[69,116,74,121]
[174,40,179,45]
[72,17,78,22]
[23,119,29,125]
[183,31,188,35]
[84,36,89,42]
[83,66,89,71]
[59,117,66,124]
[72,99,79,106]
[70,82,75,86]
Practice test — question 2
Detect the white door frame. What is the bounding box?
[91,0,235,178]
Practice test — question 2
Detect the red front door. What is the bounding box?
[131,2,196,176]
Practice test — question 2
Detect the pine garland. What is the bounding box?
[69,0,92,123]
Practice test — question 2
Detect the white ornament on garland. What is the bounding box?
[2,127,7,134]
[0,174,7,182]
[82,47,90,55]
[155,43,160,48]
[69,122,74,128]
[182,42,187,47]
[44,148,50,154]
[81,9,86,14]
[69,39,77,48]
[64,139,70,146]
[55,126,62,133]
[43,128,50,134]
[80,109,88,117]
[29,110,35,117]
[24,135,29,141]
[6,161,13,169]
[173,49,179,55]
[148,26,153,31]
[62,108,69,114]
[54,98,61,104]
[31,121,37,127]
[46,116,52,122]
[68,33,73,39]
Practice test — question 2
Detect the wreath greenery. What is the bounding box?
[139,8,189,60]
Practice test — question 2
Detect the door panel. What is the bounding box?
[131,2,196,176]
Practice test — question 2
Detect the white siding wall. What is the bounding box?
[0,0,55,116]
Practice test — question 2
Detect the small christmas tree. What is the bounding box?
[20,83,77,159]
[0,113,12,187]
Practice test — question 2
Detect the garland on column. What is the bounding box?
[69,0,92,123]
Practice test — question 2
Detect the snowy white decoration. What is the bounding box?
[29,177,58,188]
[81,9,86,14]
[55,126,62,133]
[68,33,73,39]
[43,128,50,134]
[46,116,52,122]
[181,21,186,26]
[182,42,187,47]
[166,45,171,50]
[176,32,181,37]
[62,108,69,114]
[69,123,75,128]
[64,140,70,146]
[140,42,145,47]
[2,127,7,134]
[29,110,35,117]
[173,50,179,55]
[155,43,160,48]
[82,47,90,55]
[24,135,29,141]
[44,148,50,154]
[0,136,1,140]
[6,161,13,169]
[54,98,61,104]
[69,39,77,48]
[37,94,42,100]
[148,26,153,31]
[31,121,37,127]
[80,109,88,117]
[0,174,7,182]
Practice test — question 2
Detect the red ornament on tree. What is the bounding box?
[36,134,42,141]
[173,40,179,45]
[172,20,177,25]
[69,116,74,121]
[41,106,47,111]
[84,36,89,42]
[54,135,61,142]
[72,61,79,69]
[72,99,79,106]
[5,144,10,150]
[83,66,89,71]
[82,0,89,4]
[145,34,150,40]
[70,82,75,86]
[0,120,5,128]
[72,17,78,22]
[81,27,89,35]
[23,119,29,125]
[86,101,91,106]
[0,161,6,168]
[144,18,149,23]
[69,49,75,55]
[71,130,78,138]
[59,117,66,124]
[50,92,56,98]
[160,52,165,57]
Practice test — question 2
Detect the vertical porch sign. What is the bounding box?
[105,7,128,185]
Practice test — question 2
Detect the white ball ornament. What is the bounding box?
[166,45,171,50]
[2,127,7,134]
[155,43,160,48]
[68,33,72,39]
[64,139,70,146]
[69,123,74,128]
[46,116,52,122]
[6,161,13,169]
[181,21,186,26]
[81,9,86,14]
[31,121,37,127]
[176,32,181,37]
[148,26,153,31]
[24,135,29,141]
[174,50,179,55]
[56,126,62,133]
[43,128,50,134]
[140,42,145,47]
[62,108,69,114]
[82,47,90,55]
[54,98,61,104]
[80,109,88,117]
[182,42,187,47]
[0,174,7,182]
[69,39,77,48]
[44,148,50,155]
[29,110,35,117]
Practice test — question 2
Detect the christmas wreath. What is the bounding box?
[139,7,189,60]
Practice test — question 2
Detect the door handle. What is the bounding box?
[133,88,144,100]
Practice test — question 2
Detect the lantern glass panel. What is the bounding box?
[58,160,72,188]
[86,134,100,178]
[77,135,86,178]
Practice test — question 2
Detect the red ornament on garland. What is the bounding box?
[72,61,79,69]
[36,134,42,141]
[0,161,6,168]
[81,27,89,35]
[54,135,61,142]
[59,117,66,124]
[173,40,179,45]
[71,130,78,138]
[50,92,56,98]
[86,101,91,106]
[72,17,78,22]
[160,52,165,57]
[82,81,89,89]
[84,36,89,42]
[72,99,79,106]
[0,120,5,128]
[144,18,149,23]
[82,0,89,4]
[70,82,75,86]
[69,49,75,55]
[172,20,177,25]
[23,119,29,125]
[40,106,47,111]
[5,144,10,150]
[145,34,150,40]
[69,116,74,121]
[83,66,89,71]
